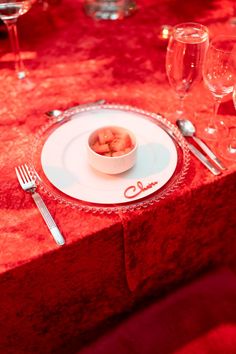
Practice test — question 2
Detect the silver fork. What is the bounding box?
[15,164,65,246]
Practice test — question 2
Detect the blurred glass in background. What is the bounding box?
[84,0,137,20]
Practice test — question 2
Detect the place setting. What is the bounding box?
[12,19,236,250]
[27,103,190,214]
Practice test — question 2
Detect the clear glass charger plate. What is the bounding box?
[29,104,190,214]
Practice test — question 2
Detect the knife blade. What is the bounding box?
[188,142,221,176]
[192,136,226,170]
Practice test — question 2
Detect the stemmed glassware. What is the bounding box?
[201,35,236,141]
[0,0,34,79]
[227,86,236,158]
[218,85,236,160]
[233,87,236,110]
[166,22,209,119]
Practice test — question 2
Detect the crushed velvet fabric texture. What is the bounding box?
[0,0,236,353]
[79,268,236,354]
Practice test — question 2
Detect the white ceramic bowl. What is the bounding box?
[87,126,137,174]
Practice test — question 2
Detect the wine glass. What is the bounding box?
[166,22,209,119]
[0,0,34,79]
[201,35,236,141]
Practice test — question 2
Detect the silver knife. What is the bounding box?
[188,142,221,176]
[192,136,227,171]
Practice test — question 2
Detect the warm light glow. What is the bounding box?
[0,51,37,62]
[160,25,172,40]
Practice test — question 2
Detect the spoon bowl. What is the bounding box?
[176,119,196,137]
[47,109,62,118]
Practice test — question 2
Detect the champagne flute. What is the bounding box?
[0,0,34,79]
[218,85,236,160]
[228,86,236,157]
[166,22,209,119]
[201,35,236,141]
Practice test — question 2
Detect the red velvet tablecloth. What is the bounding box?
[0,0,236,353]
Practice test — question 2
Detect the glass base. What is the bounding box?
[218,140,236,161]
[13,76,36,92]
[200,125,219,141]
[195,114,228,142]
[17,70,26,80]
[84,0,137,20]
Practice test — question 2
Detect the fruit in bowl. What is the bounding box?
[87,126,137,174]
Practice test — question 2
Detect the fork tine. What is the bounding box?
[19,165,27,183]
[18,165,28,183]
[15,167,25,188]
[21,164,30,182]
[25,164,34,181]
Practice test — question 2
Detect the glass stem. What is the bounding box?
[5,19,26,79]
[209,97,221,129]
[177,95,185,116]
[228,128,236,153]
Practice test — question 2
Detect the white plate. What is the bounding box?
[41,108,178,204]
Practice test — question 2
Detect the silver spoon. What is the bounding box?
[45,99,106,120]
[177,119,226,170]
